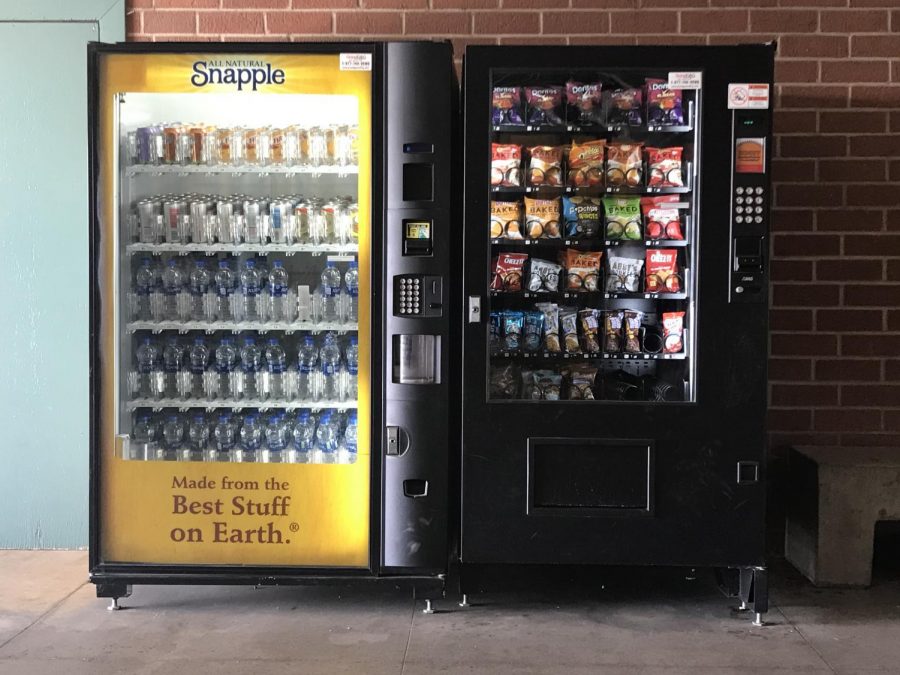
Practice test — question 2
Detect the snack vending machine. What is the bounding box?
[88,42,454,603]
[460,45,774,621]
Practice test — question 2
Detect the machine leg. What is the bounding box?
[96,582,132,611]
[458,593,469,608]
[423,599,434,614]
[738,567,768,626]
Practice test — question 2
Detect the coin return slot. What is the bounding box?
[392,334,441,384]
[403,479,428,498]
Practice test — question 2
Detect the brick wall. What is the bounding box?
[128,0,900,450]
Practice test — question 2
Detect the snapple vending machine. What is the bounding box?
[88,42,454,604]
[461,45,774,621]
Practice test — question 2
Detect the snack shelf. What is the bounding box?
[127,398,355,411]
[126,320,354,333]
[126,243,358,255]
[491,124,694,134]
[490,290,687,301]
[603,291,687,300]
[490,238,688,248]
[491,185,691,196]
[126,164,358,177]
[492,350,687,361]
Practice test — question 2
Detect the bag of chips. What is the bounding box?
[645,248,681,293]
[566,81,603,126]
[490,200,523,240]
[607,87,643,127]
[490,362,520,399]
[533,369,563,401]
[647,147,684,188]
[565,364,598,400]
[492,86,525,126]
[567,140,605,188]
[579,308,601,353]
[561,249,603,292]
[502,310,525,353]
[606,143,643,187]
[623,310,643,354]
[646,78,684,126]
[521,370,539,400]
[527,258,563,293]
[527,145,564,187]
[524,196,561,239]
[662,311,685,353]
[603,310,624,353]
[641,195,684,240]
[491,143,522,187]
[606,254,643,293]
[489,311,501,355]
[559,306,581,354]
[603,196,642,241]
[535,302,561,353]
[491,252,528,292]
[562,196,602,239]
[525,86,565,126]
[523,311,544,352]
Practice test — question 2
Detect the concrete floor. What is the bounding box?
[0,552,898,674]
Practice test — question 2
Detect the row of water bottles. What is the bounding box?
[131,256,358,325]
[129,409,358,464]
[131,332,358,403]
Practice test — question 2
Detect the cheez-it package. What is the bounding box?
[645,248,681,293]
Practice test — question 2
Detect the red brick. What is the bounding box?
[751,9,817,32]
[817,209,884,232]
[820,9,889,32]
[818,260,884,282]
[566,35,637,45]
[772,284,840,308]
[774,234,842,257]
[816,359,883,381]
[769,432,840,448]
[846,185,900,207]
[819,159,886,183]
[500,0,565,7]
[890,160,900,181]
[126,10,142,35]
[779,35,848,58]
[852,0,900,7]
[642,0,707,6]
[267,11,333,33]
[820,111,887,134]
[772,159,816,182]
[130,0,153,6]
[822,60,891,84]
[405,11,470,35]
[773,209,814,232]
[543,11,610,34]
[335,12,402,33]
[885,359,900,378]
[851,86,900,109]
[779,85,849,110]
[609,10,677,33]
[224,0,288,7]
[881,411,900,431]
[887,261,900,281]
[839,433,900,446]
[634,34,706,45]
[844,284,900,307]
[774,60,818,84]
[817,309,884,333]
[768,409,812,432]
[894,61,900,84]
[143,10,196,33]
[772,333,839,357]
[680,10,747,33]
[771,309,814,331]
[775,110,815,134]
[780,0,845,5]
[851,35,900,57]
[771,260,813,281]
[154,0,217,7]
[814,409,881,432]
[500,36,566,45]
[293,0,355,6]
[772,384,838,407]
[711,0,775,5]
[780,135,846,158]
[570,0,634,7]
[473,12,539,34]
[775,184,844,208]
[363,0,425,6]
[706,32,775,45]
[198,11,265,33]
[769,358,813,381]
[849,134,900,157]
[843,385,900,406]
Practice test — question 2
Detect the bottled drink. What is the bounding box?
[214,259,236,321]
[162,337,185,399]
[160,414,184,461]
[238,414,262,462]
[339,411,358,464]
[134,257,156,321]
[313,412,338,464]
[184,412,209,461]
[267,260,290,323]
[319,333,343,401]
[240,337,262,400]
[344,260,359,324]
[189,258,214,321]
[291,411,316,464]
[135,337,163,399]
[161,259,184,321]
[265,414,289,452]
[211,413,236,462]
[239,259,262,322]
[132,413,157,461]
[215,337,239,400]
[318,261,342,324]
[188,336,210,399]
[296,335,319,401]
[263,337,287,400]
[345,336,359,402]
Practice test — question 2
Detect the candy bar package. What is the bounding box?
[559,306,582,354]
[502,310,525,353]
[492,86,524,126]
[603,310,624,353]
[647,146,684,188]
[606,87,643,127]
[641,195,684,240]
[489,311,501,355]
[523,311,545,352]
[527,258,563,293]
[623,309,643,354]
[662,311,685,353]
[527,145,564,187]
[563,196,602,239]
[490,200,524,240]
[533,370,563,401]
[491,143,522,187]
[645,248,681,293]
[567,140,605,188]
[603,196,642,241]
[490,362,520,399]
[561,248,603,292]
[535,302,561,353]
[491,252,528,292]
[565,364,598,400]
[525,86,565,126]
[566,81,603,126]
[521,369,540,400]
[606,254,643,293]
[579,308,602,353]
[645,78,684,126]
[524,196,561,239]
[606,143,643,187]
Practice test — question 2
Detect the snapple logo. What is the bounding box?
[191,59,285,91]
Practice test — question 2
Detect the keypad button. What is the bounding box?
[755,216,763,224]
[735,206,744,214]
[736,215,744,224]
[736,197,744,205]
[754,206,762,214]
[755,187,763,195]
[754,196,762,205]
[736,187,744,195]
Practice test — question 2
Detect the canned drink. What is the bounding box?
[126,131,138,165]
[243,200,262,244]
[135,126,159,165]
[347,202,359,243]
[137,200,161,244]
[293,198,310,244]
[334,125,353,167]
[230,128,245,165]
[162,125,181,164]
[308,126,326,167]
[189,199,213,244]
[163,199,188,243]
[216,200,236,243]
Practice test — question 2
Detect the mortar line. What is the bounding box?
[399,596,416,675]
[772,600,838,675]
[0,580,88,654]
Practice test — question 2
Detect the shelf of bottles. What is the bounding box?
[487,75,698,403]
[118,109,363,463]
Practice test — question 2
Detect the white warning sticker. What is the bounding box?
[668,71,703,90]
[728,83,770,109]
[340,53,372,71]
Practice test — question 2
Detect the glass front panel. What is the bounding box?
[487,69,700,403]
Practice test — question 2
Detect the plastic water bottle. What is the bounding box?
[161,259,184,321]
[344,336,359,402]
[267,260,290,323]
[162,337,184,399]
[134,257,156,321]
[344,260,359,324]
[189,258,214,321]
[135,337,162,399]
[263,337,287,400]
[215,337,239,400]
[185,412,209,461]
[339,411,358,464]
[291,411,316,464]
[160,414,184,461]
[264,414,288,453]
[239,259,262,322]
[319,333,343,401]
[188,337,210,399]
[238,414,262,462]
[214,259,236,321]
[211,413,236,462]
[314,412,338,464]
[318,261,342,324]
[132,413,157,461]
[297,335,319,401]
[240,337,262,401]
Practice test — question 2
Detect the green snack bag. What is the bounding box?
[602,196,642,241]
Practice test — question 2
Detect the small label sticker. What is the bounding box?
[340,53,372,71]
[728,83,770,109]
[668,71,703,89]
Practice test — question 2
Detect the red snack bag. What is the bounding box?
[645,248,681,293]
[647,146,684,187]
[491,143,522,187]
[662,311,685,353]
[641,195,684,241]
[491,252,528,292]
